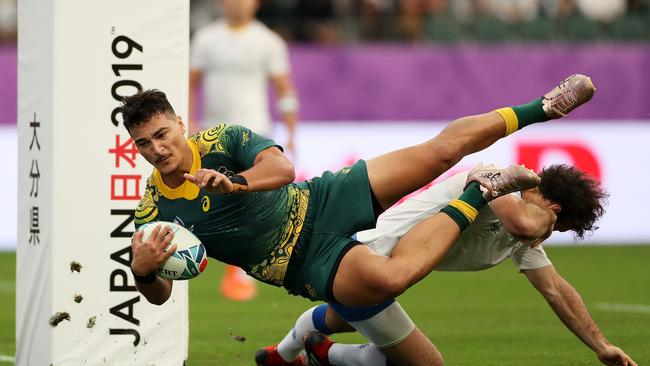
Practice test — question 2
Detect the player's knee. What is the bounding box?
[370,271,410,301]
[423,141,462,172]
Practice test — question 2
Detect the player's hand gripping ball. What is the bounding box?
[137,221,208,280]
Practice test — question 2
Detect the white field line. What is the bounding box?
[0,354,14,363]
[595,303,650,314]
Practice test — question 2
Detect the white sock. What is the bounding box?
[328,343,387,366]
[277,305,329,361]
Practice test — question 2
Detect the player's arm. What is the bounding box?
[271,74,298,154]
[130,225,176,305]
[238,145,295,190]
[525,266,637,366]
[188,68,203,134]
[184,146,294,194]
[489,193,556,245]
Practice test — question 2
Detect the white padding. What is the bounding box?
[277,94,299,114]
[349,302,416,348]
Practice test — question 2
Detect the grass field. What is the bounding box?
[1,246,649,365]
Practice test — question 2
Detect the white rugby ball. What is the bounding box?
[137,221,208,280]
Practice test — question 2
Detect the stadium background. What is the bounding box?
[1,0,649,365]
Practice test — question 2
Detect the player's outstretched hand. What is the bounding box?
[597,345,637,366]
[131,224,177,277]
[184,169,234,194]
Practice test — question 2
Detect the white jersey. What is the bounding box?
[357,172,552,272]
[191,20,290,135]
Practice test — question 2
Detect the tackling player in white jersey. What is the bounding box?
[256,165,637,366]
[190,0,298,146]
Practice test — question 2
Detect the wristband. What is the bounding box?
[277,94,299,114]
[228,174,248,186]
[228,174,249,193]
[131,268,157,284]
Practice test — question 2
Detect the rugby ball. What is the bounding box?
[137,221,208,280]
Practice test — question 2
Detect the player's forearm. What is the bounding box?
[492,197,553,240]
[282,112,297,139]
[240,154,295,191]
[546,278,609,353]
[135,277,173,306]
[274,75,299,131]
[189,90,202,134]
[188,69,202,133]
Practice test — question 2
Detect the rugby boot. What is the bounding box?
[466,163,541,201]
[255,345,306,366]
[220,265,257,301]
[542,74,595,118]
[304,331,335,366]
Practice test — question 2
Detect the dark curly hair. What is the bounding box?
[538,164,608,240]
[117,89,177,131]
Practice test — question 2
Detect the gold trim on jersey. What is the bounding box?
[135,176,160,225]
[153,139,201,200]
[249,187,310,286]
[190,124,229,157]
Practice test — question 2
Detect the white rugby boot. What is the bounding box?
[542,74,596,118]
[466,163,541,201]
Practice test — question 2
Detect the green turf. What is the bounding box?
[2,246,650,365]
[0,252,14,358]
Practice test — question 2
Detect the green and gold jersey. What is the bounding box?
[134,124,309,286]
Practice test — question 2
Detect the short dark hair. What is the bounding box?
[538,164,608,240]
[117,89,176,131]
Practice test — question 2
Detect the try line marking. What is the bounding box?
[595,303,650,314]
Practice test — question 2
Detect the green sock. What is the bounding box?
[511,97,549,129]
[440,182,487,231]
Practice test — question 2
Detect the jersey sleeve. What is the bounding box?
[225,124,281,167]
[192,124,281,169]
[134,176,160,230]
[510,244,552,271]
[266,30,290,76]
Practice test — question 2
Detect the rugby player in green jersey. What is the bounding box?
[122,75,595,311]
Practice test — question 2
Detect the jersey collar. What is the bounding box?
[153,139,201,200]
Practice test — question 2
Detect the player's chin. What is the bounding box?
[156,159,178,175]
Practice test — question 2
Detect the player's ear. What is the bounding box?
[549,203,561,214]
[176,116,186,134]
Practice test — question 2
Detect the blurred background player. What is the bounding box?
[256,165,637,366]
[189,0,299,301]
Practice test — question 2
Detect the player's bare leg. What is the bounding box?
[335,164,540,306]
[366,74,595,209]
[304,328,442,366]
[259,303,442,366]
[380,328,443,366]
[333,75,595,306]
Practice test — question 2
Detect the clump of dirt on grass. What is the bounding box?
[87,316,97,329]
[230,334,246,342]
[70,261,82,273]
[49,312,71,327]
